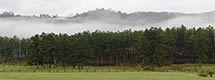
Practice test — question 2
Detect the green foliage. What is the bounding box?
[0,25,214,68]
[207,70,215,77]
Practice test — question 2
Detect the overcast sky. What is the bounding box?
[0,0,215,16]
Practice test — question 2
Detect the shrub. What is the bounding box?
[199,72,208,77]
[207,70,215,77]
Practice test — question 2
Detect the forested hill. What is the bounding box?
[69,9,215,26]
[1,9,215,26]
[70,8,188,25]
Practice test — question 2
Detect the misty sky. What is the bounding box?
[0,0,215,16]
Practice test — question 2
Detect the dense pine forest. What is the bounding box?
[0,25,215,70]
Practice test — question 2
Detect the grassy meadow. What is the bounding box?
[0,64,214,80]
[0,72,213,80]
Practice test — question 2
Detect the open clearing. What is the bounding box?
[0,72,213,80]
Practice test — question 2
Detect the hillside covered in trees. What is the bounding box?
[0,25,215,70]
[1,8,215,26]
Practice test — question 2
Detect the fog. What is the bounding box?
[154,13,215,28]
[0,11,215,38]
[0,18,144,38]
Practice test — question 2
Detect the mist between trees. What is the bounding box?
[0,25,215,71]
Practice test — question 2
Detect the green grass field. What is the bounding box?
[0,64,214,80]
[1,64,215,73]
[0,72,213,80]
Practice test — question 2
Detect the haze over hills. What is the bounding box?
[1,8,215,25]
[0,8,215,37]
[70,9,187,26]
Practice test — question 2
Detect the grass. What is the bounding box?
[0,64,214,80]
[1,64,214,73]
[154,64,215,72]
[0,65,142,72]
[0,72,213,80]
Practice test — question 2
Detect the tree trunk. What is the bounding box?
[36,60,39,69]
[96,56,99,66]
[81,64,84,69]
[54,57,57,69]
[72,64,76,69]
[199,60,202,68]
[152,65,155,72]
[78,63,81,72]
[49,63,52,69]
[100,56,103,66]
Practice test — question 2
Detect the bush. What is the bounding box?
[199,73,208,77]
[207,70,215,77]
[142,66,153,70]
[171,65,184,71]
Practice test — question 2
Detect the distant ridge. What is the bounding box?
[0,8,215,26]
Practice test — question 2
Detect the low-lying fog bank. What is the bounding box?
[0,14,214,38]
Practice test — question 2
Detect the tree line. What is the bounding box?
[0,25,215,69]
